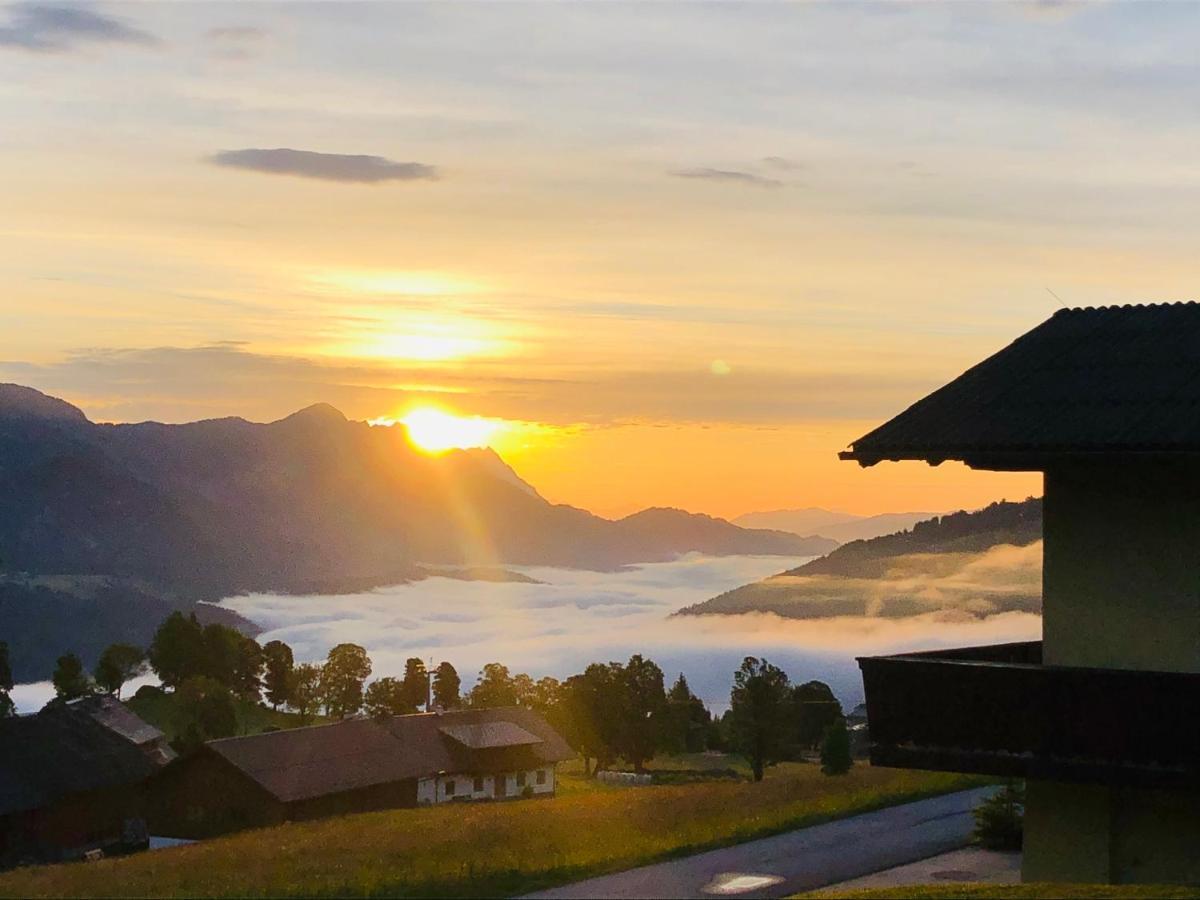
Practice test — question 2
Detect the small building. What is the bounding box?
[0,697,171,867]
[148,706,574,838]
[842,302,1200,886]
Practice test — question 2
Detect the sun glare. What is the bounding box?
[397,408,505,453]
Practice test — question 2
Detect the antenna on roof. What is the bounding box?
[1045,287,1068,309]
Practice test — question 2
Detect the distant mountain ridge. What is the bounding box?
[0,385,831,679]
[733,507,939,544]
[677,497,1042,618]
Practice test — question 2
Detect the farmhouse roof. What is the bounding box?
[0,703,160,816]
[203,706,573,804]
[840,302,1200,470]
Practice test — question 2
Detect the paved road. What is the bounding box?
[523,787,996,900]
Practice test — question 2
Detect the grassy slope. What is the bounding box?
[0,764,984,899]
[125,692,319,742]
[808,884,1200,899]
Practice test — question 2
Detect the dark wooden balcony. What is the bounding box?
[858,641,1200,787]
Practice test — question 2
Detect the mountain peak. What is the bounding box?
[0,384,89,424]
[273,402,347,426]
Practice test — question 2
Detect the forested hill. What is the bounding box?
[784,497,1042,580]
[675,498,1043,619]
[0,385,832,679]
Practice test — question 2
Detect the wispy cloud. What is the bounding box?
[671,167,783,188]
[0,3,159,53]
[761,156,803,171]
[209,148,439,184]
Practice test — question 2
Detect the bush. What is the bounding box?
[820,718,853,775]
[133,684,165,701]
[973,781,1024,850]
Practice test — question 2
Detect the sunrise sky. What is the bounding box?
[8,1,1198,518]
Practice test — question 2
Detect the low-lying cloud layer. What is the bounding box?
[209,148,439,184]
[688,542,1043,620]
[0,3,159,52]
[215,553,1040,714]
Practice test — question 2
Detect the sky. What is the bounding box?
[8,1,1198,518]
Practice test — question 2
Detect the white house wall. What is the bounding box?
[417,768,555,805]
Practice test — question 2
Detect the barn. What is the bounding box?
[0,697,172,867]
[149,706,574,838]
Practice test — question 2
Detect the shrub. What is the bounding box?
[973,780,1024,850]
[820,718,853,775]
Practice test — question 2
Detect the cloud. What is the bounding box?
[0,3,159,52]
[208,148,439,184]
[671,167,783,188]
[761,156,803,171]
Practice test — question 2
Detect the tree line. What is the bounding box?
[0,614,853,777]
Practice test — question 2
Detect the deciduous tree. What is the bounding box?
[262,640,294,711]
[174,676,238,753]
[468,662,517,708]
[94,643,145,698]
[820,717,853,775]
[52,652,94,702]
[792,680,843,752]
[148,612,205,689]
[364,676,412,719]
[614,654,667,773]
[320,643,372,719]
[290,662,323,724]
[728,656,791,782]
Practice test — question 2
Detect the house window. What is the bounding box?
[536,769,547,786]
[474,776,484,793]
[517,771,527,788]
[445,779,455,797]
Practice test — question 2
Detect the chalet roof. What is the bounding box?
[0,704,159,816]
[74,695,168,748]
[439,721,542,750]
[203,707,574,804]
[840,302,1200,470]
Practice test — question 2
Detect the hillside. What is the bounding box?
[733,508,938,544]
[677,499,1042,620]
[0,384,828,679]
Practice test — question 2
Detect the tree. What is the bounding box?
[320,643,372,719]
[728,656,791,782]
[664,673,710,754]
[973,781,1024,850]
[173,676,238,753]
[364,677,412,719]
[820,717,853,775]
[615,654,667,773]
[0,641,14,718]
[262,640,295,711]
[52,652,94,701]
[792,680,843,752]
[231,636,264,701]
[528,676,562,716]
[94,643,145,698]
[290,662,323,724]
[401,658,429,712]
[468,662,518,708]
[432,661,461,709]
[149,611,205,688]
[559,663,623,775]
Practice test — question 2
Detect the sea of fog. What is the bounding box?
[13,553,1042,714]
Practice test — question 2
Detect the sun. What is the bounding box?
[397,407,504,454]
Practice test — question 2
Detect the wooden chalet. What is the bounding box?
[149,706,574,838]
[842,302,1200,885]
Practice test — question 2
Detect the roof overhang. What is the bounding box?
[840,448,1200,472]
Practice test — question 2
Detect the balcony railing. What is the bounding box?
[858,641,1200,787]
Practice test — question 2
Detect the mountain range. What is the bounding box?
[732,508,938,544]
[0,384,834,679]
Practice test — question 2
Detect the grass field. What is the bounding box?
[0,762,984,899]
[808,884,1200,899]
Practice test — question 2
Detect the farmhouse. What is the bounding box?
[149,706,574,838]
[843,302,1200,885]
[0,697,171,867]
